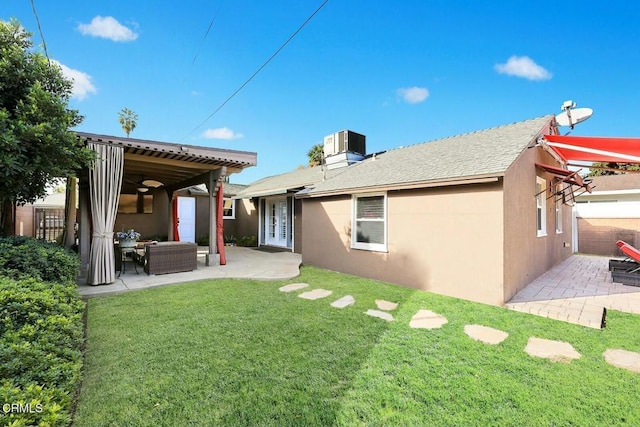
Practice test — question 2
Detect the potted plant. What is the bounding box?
[116,228,141,248]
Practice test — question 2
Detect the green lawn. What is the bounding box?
[74,266,640,426]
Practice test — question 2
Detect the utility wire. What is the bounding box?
[29,0,52,71]
[182,0,329,140]
[183,0,225,85]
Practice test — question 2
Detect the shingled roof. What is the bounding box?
[300,116,553,197]
[236,166,346,198]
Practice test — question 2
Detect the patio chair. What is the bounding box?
[610,240,640,287]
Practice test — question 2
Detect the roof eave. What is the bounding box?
[296,173,504,198]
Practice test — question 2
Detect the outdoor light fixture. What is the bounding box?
[141,179,163,188]
[137,186,149,193]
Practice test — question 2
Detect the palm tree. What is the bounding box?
[118,108,138,138]
[307,143,324,167]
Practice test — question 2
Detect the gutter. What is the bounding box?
[296,174,502,199]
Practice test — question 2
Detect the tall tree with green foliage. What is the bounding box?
[118,108,138,137]
[0,19,95,235]
[307,143,324,167]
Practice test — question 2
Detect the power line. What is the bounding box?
[182,0,329,140]
[29,0,52,71]
[183,0,225,85]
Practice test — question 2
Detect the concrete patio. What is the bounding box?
[506,254,640,329]
[78,246,302,297]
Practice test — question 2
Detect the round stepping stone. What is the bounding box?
[375,299,398,311]
[331,295,355,309]
[298,288,332,300]
[279,283,309,293]
[525,337,581,362]
[603,349,640,374]
[409,309,448,329]
[365,309,394,322]
[464,324,509,345]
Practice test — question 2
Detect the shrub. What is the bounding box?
[236,235,257,247]
[0,240,84,427]
[0,237,79,283]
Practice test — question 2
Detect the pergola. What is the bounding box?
[76,132,256,285]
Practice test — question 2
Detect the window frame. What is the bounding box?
[555,182,563,234]
[223,198,235,220]
[351,192,388,252]
[536,176,547,237]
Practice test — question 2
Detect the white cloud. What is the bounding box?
[77,16,138,42]
[54,61,97,101]
[202,127,243,140]
[494,55,552,81]
[397,86,429,104]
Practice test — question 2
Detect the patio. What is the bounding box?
[78,246,301,297]
[506,254,640,328]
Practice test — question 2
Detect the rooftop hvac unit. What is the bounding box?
[323,130,366,157]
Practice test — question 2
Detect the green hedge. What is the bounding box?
[0,237,84,427]
[0,236,79,283]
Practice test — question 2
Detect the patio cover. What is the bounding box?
[544,134,640,163]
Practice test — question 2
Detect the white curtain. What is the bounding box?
[87,143,124,285]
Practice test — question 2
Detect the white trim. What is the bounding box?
[536,176,547,237]
[222,198,235,219]
[351,192,387,252]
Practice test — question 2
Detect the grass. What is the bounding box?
[74,266,640,426]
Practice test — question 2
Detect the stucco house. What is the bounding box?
[234,165,347,253]
[574,174,640,256]
[294,115,584,306]
[176,183,257,245]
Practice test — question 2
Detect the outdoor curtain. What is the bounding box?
[87,143,124,285]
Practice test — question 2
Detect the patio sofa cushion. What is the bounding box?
[144,242,197,275]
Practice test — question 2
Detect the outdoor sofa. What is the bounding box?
[143,241,198,275]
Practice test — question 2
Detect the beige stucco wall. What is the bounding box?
[502,145,573,302]
[302,182,505,305]
[192,196,258,244]
[114,188,169,239]
[294,199,302,254]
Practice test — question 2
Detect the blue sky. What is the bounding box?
[6,1,640,184]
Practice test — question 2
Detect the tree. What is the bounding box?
[0,19,95,235]
[118,108,138,137]
[307,143,324,167]
[587,162,640,176]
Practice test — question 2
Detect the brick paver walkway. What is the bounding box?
[506,255,640,328]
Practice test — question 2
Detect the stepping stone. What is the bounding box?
[298,288,332,300]
[365,309,394,322]
[375,299,398,311]
[279,283,309,293]
[409,309,448,329]
[525,337,581,362]
[331,295,355,309]
[604,349,640,374]
[464,324,509,345]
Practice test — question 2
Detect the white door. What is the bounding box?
[265,198,288,247]
[177,197,196,243]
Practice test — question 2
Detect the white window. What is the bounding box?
[351,193,387,252]
[536,177,547,237]
[555,183,562,234]
[223,198,235,219]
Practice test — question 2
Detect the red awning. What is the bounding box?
[535,163,592,193]
[544,134,640,163]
